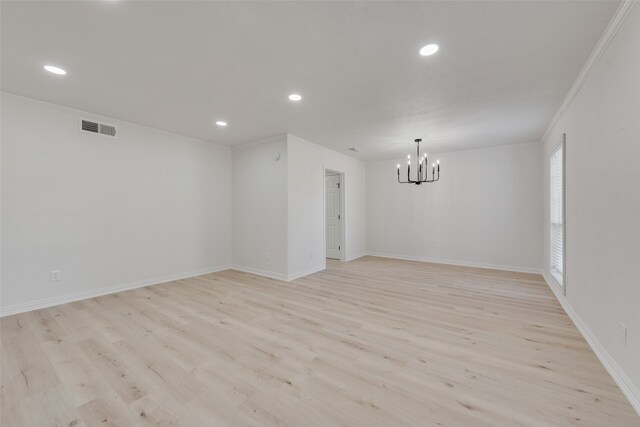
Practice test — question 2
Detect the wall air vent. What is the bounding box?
[81,119,99,133]
[99,124,116,137]
[80,118,117,137]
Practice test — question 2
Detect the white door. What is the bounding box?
[326,174,342,260]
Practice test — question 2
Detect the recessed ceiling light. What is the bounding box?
[419,44,439,56]
[216,121,227,127]
[288,94,302,102]
[44,65,67,75]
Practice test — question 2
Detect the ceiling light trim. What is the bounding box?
[44,65,67,75]
[419,44,439,56]
[540,0,636,144]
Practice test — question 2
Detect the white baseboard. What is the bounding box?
[230,263,326,282]
[229,264,289,281]
[0,264,231,317]
[543,272,640,416]
[287,264,325,281]
[345,252,367,262]
[366,251,542,275]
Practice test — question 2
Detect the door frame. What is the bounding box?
[324,168,345,262]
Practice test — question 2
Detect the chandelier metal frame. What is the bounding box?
[397,138,440,185]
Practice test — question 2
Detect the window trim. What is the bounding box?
[549,134,566,294]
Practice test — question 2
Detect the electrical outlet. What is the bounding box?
[265,251,271,261]
[310,250,314,260]
[620,323,627,347]
[50,270,61,282]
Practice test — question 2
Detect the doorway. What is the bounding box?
[325,170,344,260]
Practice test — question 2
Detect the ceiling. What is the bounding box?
[1,1,618,161]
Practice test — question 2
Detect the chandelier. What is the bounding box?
[397,138,440,185]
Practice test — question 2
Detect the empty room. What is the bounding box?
[1,1,639,426]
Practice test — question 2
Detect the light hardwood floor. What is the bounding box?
[1,257,638,426]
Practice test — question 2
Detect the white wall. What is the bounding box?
[367,142,543,272]
[287,134,367,279]
[231,136,288,279]
[1,109,363,313]
[231,133,366,281]
[541,4,640,406]
[1,93,232,314]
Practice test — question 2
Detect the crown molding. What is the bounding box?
[540,0,637,144]
[0,91,231,150]
[287,133,364,163]
[230,134,288,150]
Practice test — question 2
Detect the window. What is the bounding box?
[550,138,565,286]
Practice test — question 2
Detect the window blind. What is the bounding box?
[550,143,564,285]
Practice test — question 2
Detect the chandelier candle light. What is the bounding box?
[397,138,440,185]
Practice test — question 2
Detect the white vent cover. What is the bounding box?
[80,118,117,137]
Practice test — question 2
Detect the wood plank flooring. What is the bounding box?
[1,256,638,426]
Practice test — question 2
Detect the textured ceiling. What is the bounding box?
[1,1,618,160]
